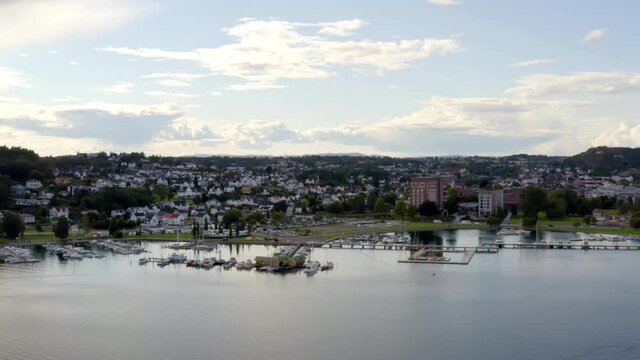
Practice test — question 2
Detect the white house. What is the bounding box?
[26,179,43,190]
[49,207,70,219]
[20,213,36,224]
[161,213,185,226]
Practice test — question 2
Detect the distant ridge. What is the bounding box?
[565,146,640,175]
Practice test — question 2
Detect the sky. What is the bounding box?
[0,0,639,157]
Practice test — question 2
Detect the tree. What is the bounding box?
[53,217,70,240]
[366,192,378,211]
[300,198,310,212]
[407,205,418,219]
[271,211,286,224]
[328,201,344,214]
[444,188,459,214]
[348,194,366,213]
[521,186,548,219]
[374,198,387,213]
[394,199,408,217]
[630,212,640,229]
[418,201,439,217]
[191,222,200,239]
[203,217,209,232]
[486,215,501,227]
[2,212,25,239]
[222,208,242,229]
[583,214,594,225]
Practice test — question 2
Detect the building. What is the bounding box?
[409,177,452,209]
[503,188,523,215]
[478,189,504,217]
[49,206,70,219]
[20,213,36,224]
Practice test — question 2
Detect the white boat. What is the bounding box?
[304,261,321,275]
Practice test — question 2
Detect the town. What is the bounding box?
[2,145,640,245]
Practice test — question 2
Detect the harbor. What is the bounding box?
[2,237,640,360]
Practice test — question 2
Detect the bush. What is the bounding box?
[522,217,537,227]
[630,212,640,229]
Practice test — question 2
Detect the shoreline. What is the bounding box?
[4,221,640,246]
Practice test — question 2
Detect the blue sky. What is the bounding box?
[0,0,638,156]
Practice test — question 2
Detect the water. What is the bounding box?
[2,231,640,360]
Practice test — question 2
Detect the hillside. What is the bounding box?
[565,146,640,175]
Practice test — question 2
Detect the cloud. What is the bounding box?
[51,96,81,103]
[505,71,640,98]
[0,101,182,146]
[69,61,79,66]
[429,0,461,5]
[315,19,367,36]
[0,0,146,48]
[140,72,206,88]
[583,28,607,42]
[101,81,134,94]
[592,122,640,147]
[509,59,555,67]
[0,66,29,91]
[103,18,461,90]
[146,91,202,98]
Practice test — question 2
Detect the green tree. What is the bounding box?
[486,215,501,227]
[444,188,459,214]
[222,208,242,229]
[271,211,286,224]
[300,198,310,212]
[1,212,25,239]
[348,194,366,213]
[407,205,418,219]
[521,186,548,219]
[374,198,387,213]
[394,199,408,217]
[53,217,70,240]
[418,201,439,217]
[583,214,594,225]
[630,212,640,229]
[328,201,344,214]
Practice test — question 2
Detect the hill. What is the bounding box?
[565,146,640,175]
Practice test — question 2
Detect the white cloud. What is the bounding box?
[140,72,206,88]
[0,66,29,91]
[103,18,460,90]
[583,28,607,42]
[505,71,640,98]
[69,61,79,66]
[429,0,461,5]
[315,19,367,36]
[51,96,81,103]
[210,91,222,96]
[592,122,640,147]
[0,0,146,48]
[101,81,134,94]
[146,91,202,98]
[509,59,555,67]
[227,82,288,91]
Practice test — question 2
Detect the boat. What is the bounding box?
[303,261,321,275]
[139,257,149,265]
[168,253,187,263]
[320,261,334,271]
[157,259,171,267]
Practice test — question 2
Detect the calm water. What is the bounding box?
[2,230,640,360]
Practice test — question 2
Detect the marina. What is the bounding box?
[2,235,640,360]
